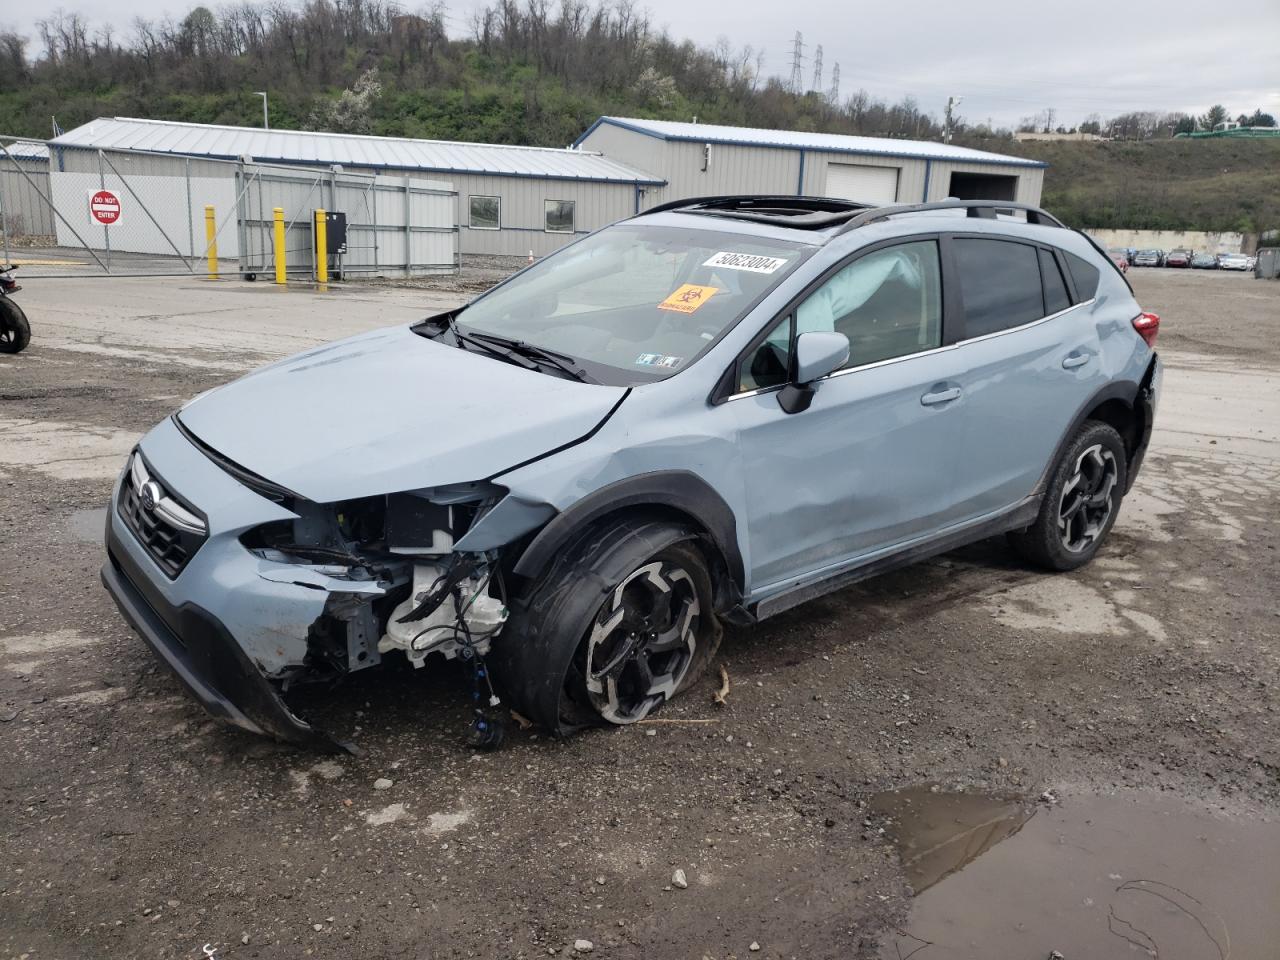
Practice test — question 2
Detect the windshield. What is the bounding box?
[454,223,812,385]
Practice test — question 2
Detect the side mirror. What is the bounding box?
[778,331,850,414]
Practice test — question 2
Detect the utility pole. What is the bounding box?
[828,63,840,105]
[789,32,805,95]
[811,45,823,94]
[255,91,270,130]
[944,95,962,144]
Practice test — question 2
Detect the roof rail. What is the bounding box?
[837,199,1066,233]
[642,195,876,229]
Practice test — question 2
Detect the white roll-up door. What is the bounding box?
[824,162,900,203]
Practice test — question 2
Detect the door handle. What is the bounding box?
[920,387,961,406]
[1062,353,1090,369]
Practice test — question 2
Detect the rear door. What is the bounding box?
[944,235,1108,520]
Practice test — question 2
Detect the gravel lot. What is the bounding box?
[1,268,1277,959]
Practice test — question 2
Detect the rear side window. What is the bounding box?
[1040,248,1071,315]
[954,238,1043,337]
[1063,251,1100,301]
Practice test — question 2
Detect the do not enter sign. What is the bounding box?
[89,189,122,226]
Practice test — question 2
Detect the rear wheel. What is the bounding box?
[493,519,722,734]
[0,297,30,354]
[1010,421,1127,571]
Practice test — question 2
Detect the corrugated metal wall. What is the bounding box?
[583,127,801,210]
[450,173,639,257]
[0,159,56,238]
[52,143,642,259]
[924,160,1041,205]
[801,152,929,201]
[582,124,1046,210]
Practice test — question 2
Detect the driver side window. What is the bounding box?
[796,240,942,369]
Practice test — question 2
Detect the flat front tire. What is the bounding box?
[1011,420,1128,571]
[493,519,722,735]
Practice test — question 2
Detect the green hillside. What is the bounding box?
[1008,138,1280,233]
[3,2,1276,233]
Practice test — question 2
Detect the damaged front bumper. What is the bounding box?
[100,417,398,751]
[101,537,348,751]
[101,416,540,751]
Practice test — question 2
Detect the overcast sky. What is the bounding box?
[55,0,1280,129]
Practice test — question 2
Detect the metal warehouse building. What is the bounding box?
[576,117,1046,210]
[49,117,665,258]
[0,141,55,239]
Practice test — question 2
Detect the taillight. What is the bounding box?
[1132,312,1159,348]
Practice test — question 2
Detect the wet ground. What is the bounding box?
[875,786,1280,959]
[1,268,1278,959]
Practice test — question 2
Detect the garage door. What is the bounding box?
[824,163,899,203]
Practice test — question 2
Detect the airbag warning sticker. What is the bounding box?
[703,251,788,274]
[658,284,719,313]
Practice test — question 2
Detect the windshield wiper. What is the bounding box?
[466,332,595,383]
[425,315,539,371]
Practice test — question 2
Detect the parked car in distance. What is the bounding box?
[100,195,1163,750]
[1191,252,1219,269]
[1166,249,1192,268]
[1132,249,1163,267]
[1217,253,1250,271]
[1108,249,1130,272]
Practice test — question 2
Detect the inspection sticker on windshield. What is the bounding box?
[658,283,719,314]
[703,251,788,274]
[635,353,684,368]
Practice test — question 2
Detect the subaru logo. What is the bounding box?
[140,480,162,512]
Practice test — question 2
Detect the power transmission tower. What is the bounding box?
[828,62,840,104]
[789,32,805,94]
[811,45,823,93]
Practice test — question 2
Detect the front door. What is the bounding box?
[724,238,972,596]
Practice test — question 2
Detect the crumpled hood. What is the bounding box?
[178,326,626,503]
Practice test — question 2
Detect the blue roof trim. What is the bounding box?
[578,117,1049,170]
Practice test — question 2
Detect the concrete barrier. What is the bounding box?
[1089,229,1247,255]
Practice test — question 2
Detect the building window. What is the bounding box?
[469,195,500,230]
[544,200,575,234]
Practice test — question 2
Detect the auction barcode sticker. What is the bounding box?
[703,251,788,274]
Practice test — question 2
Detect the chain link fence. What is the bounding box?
[0,135,458,280]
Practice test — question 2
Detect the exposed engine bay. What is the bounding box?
[240,485,514,683]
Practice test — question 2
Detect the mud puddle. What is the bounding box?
[875,787,1280,959]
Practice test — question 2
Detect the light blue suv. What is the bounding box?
[101,196,1161,749]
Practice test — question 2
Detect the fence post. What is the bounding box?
[314,208,328,284]
[98,149,111,271]
[273,207,286,285]
[0,167,10,269]
[185,158,194,258]
[205,205,218,278]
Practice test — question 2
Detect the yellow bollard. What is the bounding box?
[204,205,218,279]
[314,208,328,284]
[273,207,287,285]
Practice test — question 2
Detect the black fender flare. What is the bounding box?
[511,470,745,602]
[1032,375,1145,501]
